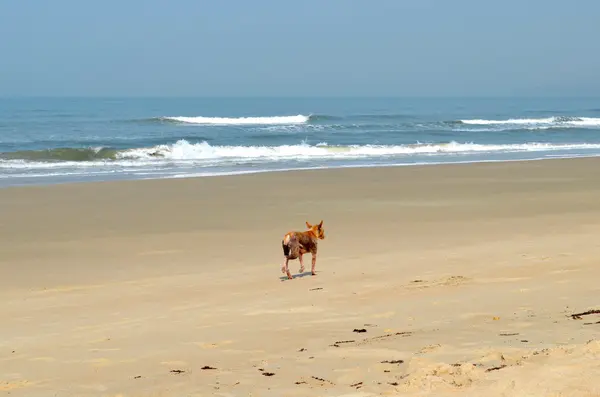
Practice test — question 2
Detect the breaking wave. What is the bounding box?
[159,114,310,125]
[459,116,600,127]
[143,114,600,131]
[153,113,412,125]
[116,140,600,160]
[4,140,600,166]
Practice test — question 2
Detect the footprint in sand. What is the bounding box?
[407,276,470,290]
[418,344,442,354]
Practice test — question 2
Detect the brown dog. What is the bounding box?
[281,220,326,280]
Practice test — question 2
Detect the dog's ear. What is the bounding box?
[306,221,312,229]
[318,220,323,228]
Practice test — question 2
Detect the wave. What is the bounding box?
[5,140,600,165]
[459,116,600,127]
[0,147,119,162]
[150,113,413,126]
[307,114,343,121]
[117,140,600,160]
[149,114,600,131]
[159,114,310,125]
[309,114,411,122]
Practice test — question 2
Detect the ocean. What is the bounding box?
[1,97,600,188]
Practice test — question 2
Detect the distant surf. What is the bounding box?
[151,114,600,131]
[459,116,600,127]
[159,114,310,125]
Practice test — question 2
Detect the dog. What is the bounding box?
[281,220,326,280]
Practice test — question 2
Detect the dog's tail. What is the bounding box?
[282,233,300,259]
[282,239,291,257]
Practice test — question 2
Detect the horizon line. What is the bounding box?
[2,94,600,99]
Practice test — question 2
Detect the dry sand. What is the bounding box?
[1,158,599,397]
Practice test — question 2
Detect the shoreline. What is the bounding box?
[2,152,600,190]
[2,156,599,396]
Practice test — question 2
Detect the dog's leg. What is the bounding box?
[299,254,305,273]
[311,253,317,276]
[281,257,289,275]
[285,260,293,280]
[281,257,293,280]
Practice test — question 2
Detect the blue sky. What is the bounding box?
[1,0,598,97]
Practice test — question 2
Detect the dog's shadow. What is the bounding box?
[279,271,314,281]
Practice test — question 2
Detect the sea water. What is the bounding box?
[1,97,600,187]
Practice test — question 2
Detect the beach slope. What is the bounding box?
[1,158,599,396]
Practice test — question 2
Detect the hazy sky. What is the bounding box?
[1,0,599,97]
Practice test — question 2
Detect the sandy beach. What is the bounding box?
[1,158,599,397]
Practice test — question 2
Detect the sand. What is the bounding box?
[1,158,599,397]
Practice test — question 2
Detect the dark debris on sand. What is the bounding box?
[258,368,275,376]
[570,309,600,319]
[372,332,412,340]
[312,376,334,385]
[381,359,404,364]
[330,340,355,347]
[350,381,363,389]
[486,364,507,372]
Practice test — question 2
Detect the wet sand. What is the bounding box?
[1,158,599,396]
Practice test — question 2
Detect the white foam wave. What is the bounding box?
[4,141,600,173]
[116,140,600,161]
[461,116,600,127]
[162,114,310,125]
[0,158,160,170]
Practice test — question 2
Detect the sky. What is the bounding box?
[1,0,599,97]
